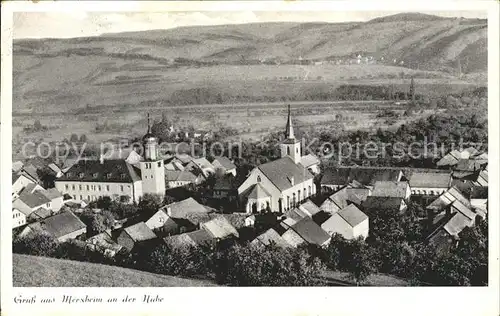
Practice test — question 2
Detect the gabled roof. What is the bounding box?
[201,216,239,239]
[257,157,313,192]
[409,172,451,188]
[247,183,272,200]
[58,159,141,183]
[18,190,51,209]
[39,188,63,200]
[175,154,194,165]
[451,200,476,221]
[297,200,321,217]
[160,197,211,219]
[285,207,309,222]
[251,228,290,248]
[443,212,472,236]
[372,181,409,198]
[299,154,320,169]
[212,156,236,170]
[165,170,198,182]
[362,196,404,211]
[290,217,330,246]
[426,186,471,211]
[454,159,482,172]
[33,211,86,238]
[336,204,368,227]
[123,222,157,242]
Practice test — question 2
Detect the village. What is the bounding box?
[12,105,488,285]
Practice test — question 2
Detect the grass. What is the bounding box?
[320,270,410,286]
[13,254,216,287]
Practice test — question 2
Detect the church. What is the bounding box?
[237,105,319,214]
[55,116,165,204]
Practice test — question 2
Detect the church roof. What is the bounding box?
[257,157,313,192]
[299,154,320,169]
[58,159,141,183]
[247,183,272,199]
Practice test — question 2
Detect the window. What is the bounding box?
[93,173,98,179]
[308,186,311,197]
[296,148,299,153]
[98,185,101,191]
[121,185,124,192]
[79,173,84,178]
[73,195,76,200]
[86,185,89,191]
[107,185,110,191]
[287,147,290,155]
[107,173,112,179]
[65,184,69,190]
[304,188,307,198]
[120,174,126,180]
[157,161,162,167]
[72,185,75,190]
[257,175,261,182]
[87,195,90,201]
[79,185,82,190]
[79,195,83,200]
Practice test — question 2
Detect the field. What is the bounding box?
[13,254,216,287]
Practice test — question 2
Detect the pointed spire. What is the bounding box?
[285,104,294,139]
[147,113,151,133]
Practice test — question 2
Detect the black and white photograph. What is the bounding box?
[1,1,498,302]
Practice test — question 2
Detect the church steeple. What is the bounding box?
[285,104,294,139]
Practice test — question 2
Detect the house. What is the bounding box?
[200,216,239,240]
[56,121,167,203]
[145,209,195,236]
[238,105,316,214]
[299,154,321,175]
[371,181,411,199]
[213,175,238,201]
[185,157,215,178]
[470,187,488,218]
[282,217,330,247]
[409,172,452,196]
[296,199,322,217]
[321,204,369,240]
[320,185,371,215]
[39,188,64,213]
[165,169,200,189]
[361,196,407,214]
[12,208,27,228]
[160,197,211,219]
[85,231,123,257]
[426,186,472,213]
[250,228,290,248]
[117,222,157,252]
[12,189,52,220]
[163,229,215,248]
[12,172,37,199]
[19,211,87,242]
[212,156,237,176]
[320,167,403,191]
[472,170,488,187]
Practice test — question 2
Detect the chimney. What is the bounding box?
[99,154,104,164]
[288,176,294,186]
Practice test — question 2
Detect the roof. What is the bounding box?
[161,197,211,219]
[257,157,313,192]
[186,229,215,246]
[409,172,451,188]
[18,190,51,208]
[372,181,409,198]
[443,212,472,236]
[175,154,194,165]
[57,159,141,183]
[451,200,476,221]
[299,154,320,168]
[320,167,402,186]
[123,222,157,242]
[454,159,482,172]
[290,218,330,246]
[39,188,63,200]
[48,163,62,174]
[201,216,239,239]
[336,204,368,227]
[426,186,471,211]
[35,211,86,238]
[297,200,321,217]
[165,170,198,182]
[86,232,123,252]
[247,183,272,199]
[251,228,290,248]
[436,153,459,167]
[281,228,307,247]
[362,196,404,211]
[213,156,236,170]
[285,207,309,222]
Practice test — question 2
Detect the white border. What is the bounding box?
[1,2,499,316]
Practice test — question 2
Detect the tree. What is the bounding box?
[138,193,163,215]
[343,238,375,285]
[34,120,43,131]
[70,133,79,143]
[78,210,115,236]
[80,134,88,143]
[13,233,59,257]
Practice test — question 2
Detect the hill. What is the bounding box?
[13,254,216,287]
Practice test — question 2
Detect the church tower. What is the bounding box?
[280,105,301,164]
[140,114,165,197]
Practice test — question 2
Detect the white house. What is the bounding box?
[321,204,369,240]
[409,172,452,196]
[12,208,27,228]
[212,156,237,176]
[238,105,316,213]
[371,181,411,200]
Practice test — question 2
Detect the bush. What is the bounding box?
[13,233,59,257]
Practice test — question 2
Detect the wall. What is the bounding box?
[55,180,140,203]
[51,196,64,213]
[117,231,135,252]
[411,187,447,196]
[322,215,353,239]
[352,219,369,240]
[12,209,26,228]
[141,160,166,196]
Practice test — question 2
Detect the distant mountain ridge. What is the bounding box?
[14,12,487,73]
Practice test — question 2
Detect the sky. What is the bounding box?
[13,10,487,39]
